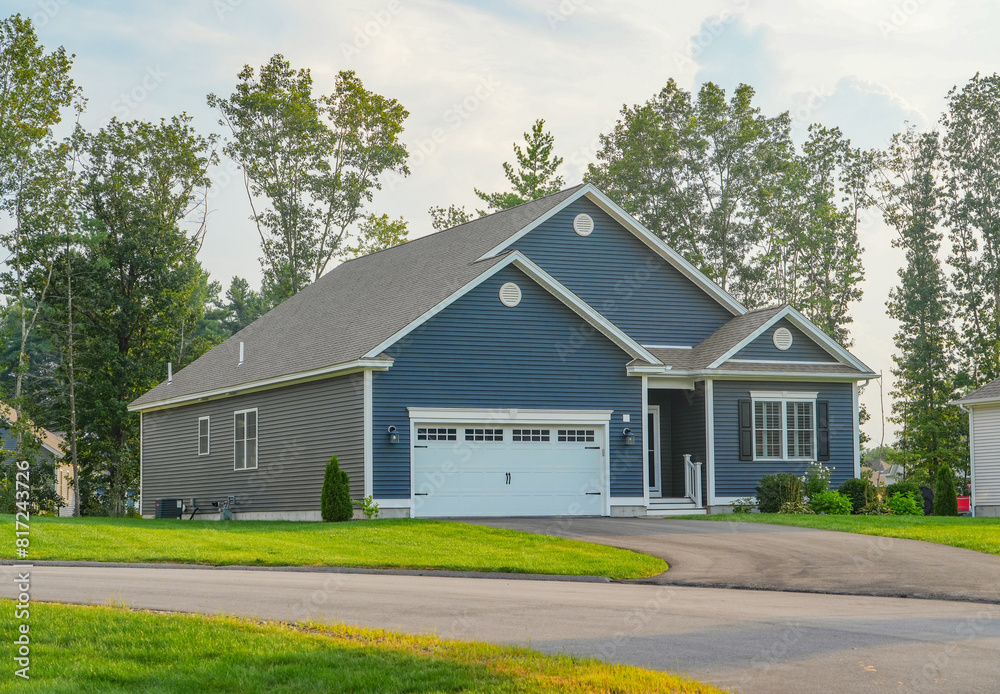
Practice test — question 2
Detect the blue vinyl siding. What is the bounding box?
[372,264,643,499]
[732,319,838,362]
[510,198,736,346]
[712,380,856,497]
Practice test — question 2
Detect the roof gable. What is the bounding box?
[479,183,747,316]
[731,318,841,363]
[506,196,736,345]
[955,377,1000,406]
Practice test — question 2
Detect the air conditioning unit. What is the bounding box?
[155,498,183,519]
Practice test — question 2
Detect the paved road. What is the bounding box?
[468,517,1000,603]
[3,564,999,693]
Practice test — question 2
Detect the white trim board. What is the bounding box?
[476,184,747,317]
[363,369,374,498]
[407,407,614,424]
[365,251,661,365]
[128,359,393,412]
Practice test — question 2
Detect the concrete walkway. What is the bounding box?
[467,517,1000,604]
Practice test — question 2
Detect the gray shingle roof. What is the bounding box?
[956,377,1000,405]
[635,305,874,377]
[130,185,585,408]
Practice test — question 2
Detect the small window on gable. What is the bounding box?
[234,409,258,470]
[198,416,210,456]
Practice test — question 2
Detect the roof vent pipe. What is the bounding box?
[167,362,173,384]
[239,341,245,366]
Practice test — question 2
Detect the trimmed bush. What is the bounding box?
[885,479,921,501]
[809,490,853,515]
[321,455,353,522]
[838,477,878,514]
[933,465,959,517]
[887,491,924,516]
[756,473,804,514]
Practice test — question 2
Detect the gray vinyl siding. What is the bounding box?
[712,380,855,497]
[510,198,736,346]
[140,373,364,516]
[372,264,643,499]
[733,320,838,362]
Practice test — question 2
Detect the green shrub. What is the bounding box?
[885,479,921,501]
[838,477,878,514]
[809,490,853,515]
[352,495,380,520]
[802,462,834,499]
[778,499,814,514]
[887,491,924,516]
[933,465,959,516]
[857,499,893,516]
[321,455,353,522]
[756,473,804,513]
[729,497,756,513]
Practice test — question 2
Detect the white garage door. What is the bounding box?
[412,424,605,517]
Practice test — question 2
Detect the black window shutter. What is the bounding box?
[738,399,753,461]
[817,400,830,461]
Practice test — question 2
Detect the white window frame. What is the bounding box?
[198,416,210,456]
[233,408,258,471]
[750,391,817,462]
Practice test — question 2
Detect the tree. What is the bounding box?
[586,81,796,305]
[0,14,79,461]
[208,55,410,303]
[341,213,407,260]
[586,80,872,344]
[69,115,216,515]
[223,276,266,334]
[475,118,565,213]
[933,464,959,516]
[874,127,967,483]
[428,204,473,232]
[320,455,352,522]
[941,73,1000,386]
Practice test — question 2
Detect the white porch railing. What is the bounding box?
[683,454,704,509]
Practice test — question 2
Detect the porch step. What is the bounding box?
[645,497,706,517]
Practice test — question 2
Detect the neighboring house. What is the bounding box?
[0,402,74,516]
[955,378,1000,518]
[129,184,876,519]
[862,458,905,487]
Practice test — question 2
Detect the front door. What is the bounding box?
[647,406,661,496]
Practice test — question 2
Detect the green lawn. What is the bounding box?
[689,513,1000,555]
[0,516,665,579]
[0,601,721,693]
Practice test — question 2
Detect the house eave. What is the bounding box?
[627,365,878,382]
[128,358,394,413]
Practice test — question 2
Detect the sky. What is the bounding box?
[23,0,1000,443]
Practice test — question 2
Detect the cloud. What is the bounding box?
[789,76,926,149]
[692,17,781,109]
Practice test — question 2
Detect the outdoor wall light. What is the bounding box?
[622,427,635,446]
[387,425,399,444]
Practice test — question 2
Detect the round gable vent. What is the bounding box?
[573,213,594,236]
[773,327,794,351]
[499,282,522,307]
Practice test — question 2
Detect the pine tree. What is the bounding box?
[475,119,564,213]
[321,455,352,522]
[875,128,967,483]
[933,464,959,516]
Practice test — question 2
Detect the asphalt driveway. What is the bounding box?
[466,517,1000,604]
